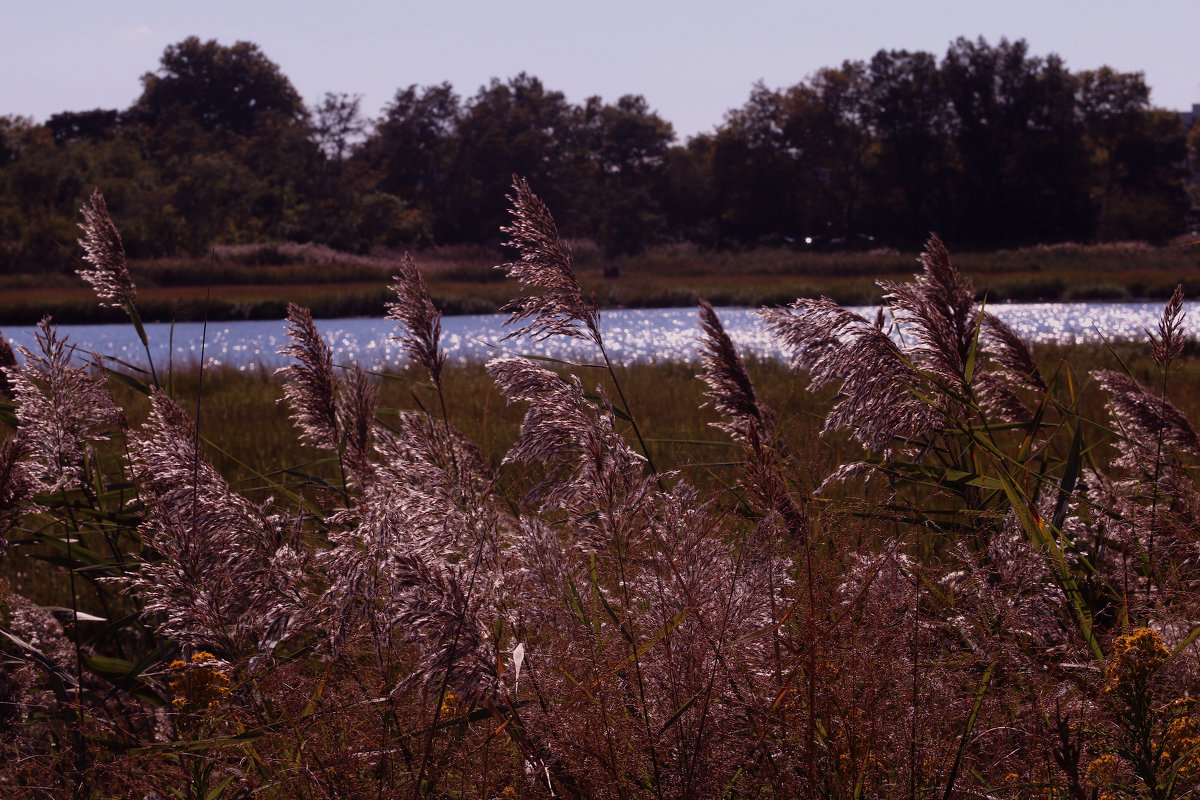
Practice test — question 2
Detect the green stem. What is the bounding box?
[595,338,663,488]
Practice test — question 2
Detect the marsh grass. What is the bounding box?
[103,357,840,504]
[5,234,1200,325]
[5,184,1200,799]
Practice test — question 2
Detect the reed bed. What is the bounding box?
[4,230,1200,325]
[2,185,1200,799]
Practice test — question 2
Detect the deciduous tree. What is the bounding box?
[134,37,307,137]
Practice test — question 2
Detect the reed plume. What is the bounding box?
[6,593,76,676]
[488,356,652,529]
[878,235,976,394]
[1149,283,1186,369]
[957,501,1078,658]
[0,437,40,543]
[497,176,600,344]
[4,318,120,493]
[2,592,77,725]
[320,355,508,702]
[127,390,311,657]
[696,300,775,442]
[277,303,341,452]
[761,235,1056,454]
[336,363,379,489]
[387,253,445,388]
[761,296,937,454]
[76,189,136,308]
[971,312,1048,424]
[0,331,15,400]
[513,485,786,798]
[493,350,787,798]
[981,312,1046,392]
[1087,290,1200,609]
[388,549,502,700]
[320,427,508,702]
[1094,370,1200,472]
[372,410,491,496]
[0,386,39,548]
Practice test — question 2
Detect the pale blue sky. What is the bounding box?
[3,0,1196,141]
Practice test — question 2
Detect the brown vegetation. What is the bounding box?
[2,184,1200,798]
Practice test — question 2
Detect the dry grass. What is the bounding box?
[5,233,1200,326]
[4,184,1200,799]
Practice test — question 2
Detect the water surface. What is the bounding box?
[4,301,1191,371]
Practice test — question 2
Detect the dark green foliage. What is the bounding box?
[132,37,307,136]
[571,94,674,256]
[451,73,579,242]
[44,109,121,145]
[0,35,1195,274]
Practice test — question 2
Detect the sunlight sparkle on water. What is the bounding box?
[5,302,1196,371]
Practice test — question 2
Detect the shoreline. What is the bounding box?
[3,242,1197,326]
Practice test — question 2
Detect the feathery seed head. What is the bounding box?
[387,253,445,387]
[488,355,661,556]
[1095,369,1200,470]
[7,593,75,672]
[0,331,15,400]
[969,313,1048,423]
[77,189,136,307]
[981,312,1046,392]
[497,176,599,344]
[128,390,312,655]
[878,234,978,393]
[697,300,775,442]
[760,298,939,453]
[1149,284,1186,368]
[373,411,491,497]
[6,318,121,492]
[763,235,1050,453]
[337,363,379,489]
[277,304,341,451]
[0,437,41,543]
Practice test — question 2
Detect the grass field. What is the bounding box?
[103,337,1199,511]
[7,193,1200,797]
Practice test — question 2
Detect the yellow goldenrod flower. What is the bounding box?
[1166,715,1200,782]
[168,651,232,711]
[1086,754,1121,789]
[1104,627,1169,698]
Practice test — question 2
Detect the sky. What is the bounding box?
[2,0,1198,142]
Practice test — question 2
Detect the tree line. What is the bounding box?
[1,35,1196,273]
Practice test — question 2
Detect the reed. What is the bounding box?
[5,228,1200,326]
[2,183,1200,799]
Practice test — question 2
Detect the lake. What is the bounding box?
[3,301,1192,371]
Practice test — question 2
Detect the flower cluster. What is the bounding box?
[1104,626,1170,701]
[168,652,232,711]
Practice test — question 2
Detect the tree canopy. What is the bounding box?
[134,37,307,136]
[0,35,1195,274]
